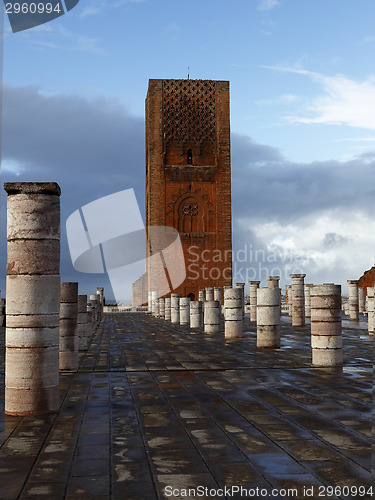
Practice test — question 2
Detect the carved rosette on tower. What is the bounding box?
[144,79,232,302]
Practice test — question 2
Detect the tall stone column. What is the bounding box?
[311,284,342,366]
[304,284,314,318]
[205,287,213,301]
[171,293,181,324]
[204,301,220,333]
[224,288,243,339]
[59,282,79,371]
[78,294,88,351]
[347,280,359,321]
[235,283,245,318]
[87,302,95,338]
[256,288,280,348]
[4,182,61,415]
[367,287,374,336]
[190,301,203,329]
[198,290,205,302]
[358,286,366,315]
[287,285,292,316]
[159,298,165,319]
[290,274,306,327]
[89,294,98,328]
[249,281,260,322]
[164,297,171,321]
[214,287,222,305]
[96,287,104,321]
[151,291,158,317]
[180,297,190,326]
[148,291,152,314]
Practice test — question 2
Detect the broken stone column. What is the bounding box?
[358,286,366,315]
[59,282,79,371]
[287,285,292,316]
[190,301,203,329]
[86,304,93,340]
[304,284,314,318]
[367,287,374,335]
[256,288,280,348]
[249,281,260,322]
[290,274,306,327]
[78,294,88,351]
[89,294,98,328]
[164,297,171,321]
[180,297,191,326]
[151,291,159,317]
[347,280,359,321]
[204,301,220,333]
[96,287,104,322]
[159,298,165,319]
[224,288,243,339]
[4,182,61,415]
[214,287,222,305]
[235,282,245,318]
[205,287,213,301]
[171,293,181,324]
[310,284,342,366]
[198,290,205,302]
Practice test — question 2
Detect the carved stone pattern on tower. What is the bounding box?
[163,80,216,149]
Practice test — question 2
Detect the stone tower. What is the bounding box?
[145,79,232,301]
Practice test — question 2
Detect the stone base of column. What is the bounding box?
[312,349,342,366]
[256,326,280,348]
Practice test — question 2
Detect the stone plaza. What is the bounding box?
[0,309,372,499]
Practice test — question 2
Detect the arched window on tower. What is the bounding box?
[178,196,201,233]
[187,149,193,165]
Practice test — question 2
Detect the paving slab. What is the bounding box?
[0,312,373,499]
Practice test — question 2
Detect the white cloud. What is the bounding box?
[258,0,279,11]
[265,66,375,130]
[80,7,101,18]
[361,35,375,44]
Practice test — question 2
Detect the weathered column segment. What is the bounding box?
[347,280,359,321]
[256,288,280,348]
[180,297,190,326]
[204,301,220,333]
[358,287,366,314]
[235,283,245,318]
[78,294,88,351]
[224,288,243,339]
[367,287,374,336]
[159,298,165,319]
[310,284,342,366]
[214,287,222,305]
[4,182,61,415]
[290,274,306,327]
[171,293,181,323]
[304,284,313,318]
[190,301,203,329]
[164,297,171,321]
[249,281,260,322]
[59,282,79,371]
[205,287,213,302]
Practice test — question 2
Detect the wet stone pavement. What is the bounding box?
[0,313,373,500]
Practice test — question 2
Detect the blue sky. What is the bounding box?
[0,0,374,300]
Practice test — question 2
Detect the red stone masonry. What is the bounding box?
[358,267,375,296]
[144,79,232,301]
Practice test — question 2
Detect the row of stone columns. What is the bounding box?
[149,287,244,338]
